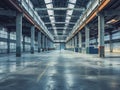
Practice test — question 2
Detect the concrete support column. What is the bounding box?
[45,37,48,51]
[109,32,113,53]
[74,36,77,52]
[98,14,105,57]
[50,40,52,50]
[23,35,25,52]
[78,31,82,53]
[42,34,45,51]
[48,39,50,51]
[16,13,22,57]
[31,26,35,54]
[95,37,98,47]
[44,36,46,50]
[85,26,90,54]
[7,31,10,54]
[72,38,74,51]
[38,32,41,53]
[75,36,77,48]
[70,39,72,50]
[69,41,70,50]
[74,37,75,51]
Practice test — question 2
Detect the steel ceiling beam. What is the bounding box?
[35,8,85,11]
[48,27,73,30]
[45,22,75,24]
[40,15,79,18]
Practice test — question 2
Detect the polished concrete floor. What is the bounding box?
[0,50,120,90]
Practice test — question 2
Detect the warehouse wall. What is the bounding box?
[90,30,120,53]
[0,26,38,54]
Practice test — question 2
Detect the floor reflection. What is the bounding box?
[0,50,120,90]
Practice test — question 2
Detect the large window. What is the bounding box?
[25,45,30,51]
[25,37,31,43]
[112,31,120,39]
[0,42,7,49]
[104,35,110,41]
[10,32,16,40]
[0,28,7,38]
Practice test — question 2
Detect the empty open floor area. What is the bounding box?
[0,50,120,90]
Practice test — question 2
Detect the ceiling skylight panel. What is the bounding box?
[63,30,66,34]
[46,4,53,8]
[67,10,73,15]
[50,17,54,20]
[51,20,55,23]
[54,29,57,35]
[64,27,67,29]
[68,4,75,8]
[45,0,57,35]
[53,27,57,30]
[63,0,77,35]
[66,16,71,20]
[65,19,69,23]
[69,0,77,4]
[48,10,54,16]
[44,0,52,4]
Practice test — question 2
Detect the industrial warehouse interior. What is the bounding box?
[0,0,120,90]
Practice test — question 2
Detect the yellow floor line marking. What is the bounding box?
[36,64,49,83]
